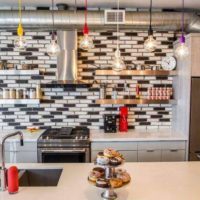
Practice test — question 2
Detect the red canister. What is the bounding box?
[119,107,128,132]
[7,166,19,194]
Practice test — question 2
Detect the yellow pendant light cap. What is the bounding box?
[17,23,24,37]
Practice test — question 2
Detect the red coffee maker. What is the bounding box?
[119,106,128,132]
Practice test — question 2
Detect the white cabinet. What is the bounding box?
[138,150,161,162]
[5,141,37,163]
[91,141,137,162]
[91,150,137,162]
[161,150,185,161]
[119,150,137,162]
[91,140,186,162]
[92,142,137,151]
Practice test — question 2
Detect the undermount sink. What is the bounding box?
[18,169,63,187]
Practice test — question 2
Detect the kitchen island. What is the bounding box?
[0,162,200,200]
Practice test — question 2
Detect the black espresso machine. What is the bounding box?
[104,114,117,133]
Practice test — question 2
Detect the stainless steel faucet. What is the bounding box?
[1,131,24,191]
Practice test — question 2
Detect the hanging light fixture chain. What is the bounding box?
[149,0,153,34]
[18,0,22,25]
[85,0,87,25]
[117,0,119,52]
[51,0,55,39]
[182,0,184,35]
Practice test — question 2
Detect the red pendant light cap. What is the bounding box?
[83,23,89,35]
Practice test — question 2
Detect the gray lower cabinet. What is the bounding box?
[5,151,37,163]
[91,141,186,162]
[161,149,185,161]
[91,141,138,162]
[118,150,137,162]
[138,150,161,162]
[5,141,37,163]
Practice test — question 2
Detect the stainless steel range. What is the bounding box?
[37,127,90,163]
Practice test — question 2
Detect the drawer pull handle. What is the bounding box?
[147,150,155,152]
[196,154,200,159]
[170,149,178,152]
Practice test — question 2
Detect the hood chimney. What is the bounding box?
[56,3,78,83]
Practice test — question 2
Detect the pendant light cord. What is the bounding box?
[149,0,153,35]
[150,0,152,29]
[117,0,119,52]
[182,0,184,35]
[18,0,22,25]
[85,0,87,25]
[51,0,55,39]
[74,0,77,30]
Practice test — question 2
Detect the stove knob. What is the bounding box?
[75,136,78,140]
[80,136,83,140]
[84,136,88,140]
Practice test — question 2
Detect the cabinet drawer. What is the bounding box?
[5,141,37,152]
[161,141,186,150]
[118,150,137,162]
[16,151,38,163]
[138,142,161,150]
[91,150,99,162]
[91,150,137,163]
[91,142,137,151]
[161,150,186,161]
[138,150,161,162]
[5,151,38,163]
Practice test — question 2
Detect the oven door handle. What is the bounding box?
[40,149,86,153]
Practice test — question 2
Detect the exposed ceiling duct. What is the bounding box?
[1,0,200,9]
[0,10,199,32]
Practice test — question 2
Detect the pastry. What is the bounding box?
[88,171,102,182]
[116,172,131,183]
[96,178,110,188]
[109,157,122,166]
[96,152,109,165]
[93,167,105,177]
[115,168,126,174]
[103,148,118,158]
[109,178,123,188]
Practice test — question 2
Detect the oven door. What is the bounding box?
[38,148,90,163]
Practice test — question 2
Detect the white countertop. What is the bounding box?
[90,129,188,142]
[0,129,45,143]
[0,162,200,200]
[0,129,187,144]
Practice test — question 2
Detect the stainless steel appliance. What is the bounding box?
[189,78,200,160]
[37,127,90,163]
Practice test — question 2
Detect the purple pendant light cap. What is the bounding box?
[179,34,185,44]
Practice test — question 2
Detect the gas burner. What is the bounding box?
[38,127,90,148]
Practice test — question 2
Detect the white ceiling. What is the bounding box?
[0,0,200,9]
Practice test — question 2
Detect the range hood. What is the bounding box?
[46,30,91,87]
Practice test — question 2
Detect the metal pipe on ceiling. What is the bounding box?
[0,10,199,32]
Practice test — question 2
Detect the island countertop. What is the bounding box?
[1,162,200,200]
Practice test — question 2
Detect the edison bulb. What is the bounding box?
[144,35,157,52]
[46,39,60,57]
[80,34,94,50]
[112,49,126,71]
[175,43,189,58]
[14,36,27,50]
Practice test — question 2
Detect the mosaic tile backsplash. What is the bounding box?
[0,30,176,130]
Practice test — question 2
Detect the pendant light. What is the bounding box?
[46,0,60,57]
[14,0,27,50]
[174,0,189,58]
[79,0,94,50]
[112,0,126,71]
[144,0,157,52]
